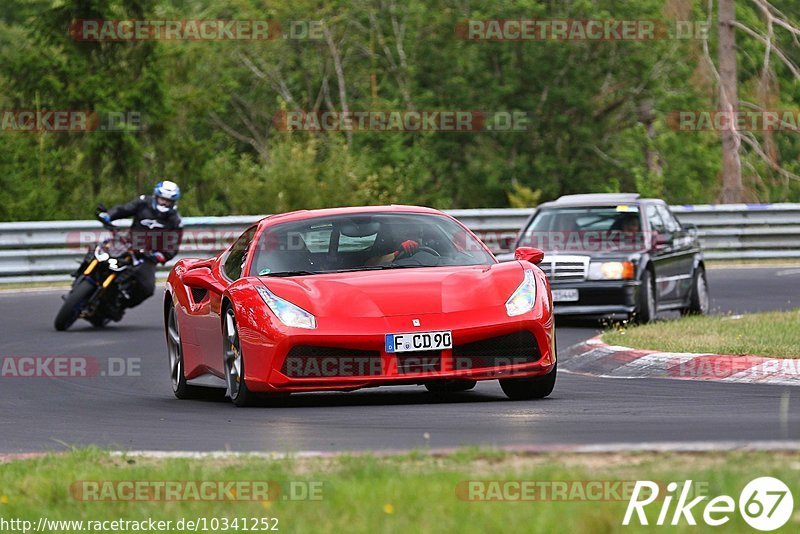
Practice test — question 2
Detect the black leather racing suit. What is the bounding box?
[107,195,183,307]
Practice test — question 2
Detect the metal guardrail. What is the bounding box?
[671,204,800,260]
[0,204,798,284]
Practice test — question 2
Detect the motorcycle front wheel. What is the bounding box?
[54,279,96,331]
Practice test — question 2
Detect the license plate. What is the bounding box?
[552,289,579,302]
[385,331,452,353]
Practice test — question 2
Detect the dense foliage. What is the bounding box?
[1,0,798,221]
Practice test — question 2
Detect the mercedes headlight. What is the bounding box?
[587,261,634,280]
[505,270,537,317]
[256,285,316,329]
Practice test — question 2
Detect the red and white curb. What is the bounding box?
[560,336,800,386]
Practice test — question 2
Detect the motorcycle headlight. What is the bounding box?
[94,246,109,262]
[587,261,634,280]
[505,270,537,317]
[256,285,316,329]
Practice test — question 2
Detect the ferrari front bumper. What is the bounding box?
[242,315,555,393]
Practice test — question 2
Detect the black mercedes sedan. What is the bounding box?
[500,193,709,323]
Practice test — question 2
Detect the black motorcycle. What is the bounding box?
[54,208,142,331]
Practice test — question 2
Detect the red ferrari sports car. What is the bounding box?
[164,205,556,406]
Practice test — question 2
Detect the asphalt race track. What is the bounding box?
[0,267,798,454]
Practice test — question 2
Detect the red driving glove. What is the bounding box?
[400,240,419,254]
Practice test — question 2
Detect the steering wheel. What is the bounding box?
[395,245,441,260]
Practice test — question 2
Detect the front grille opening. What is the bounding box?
[396,351,441,374]
[452,331,541,370]
[540,258,588,281]
[282,346,382,377]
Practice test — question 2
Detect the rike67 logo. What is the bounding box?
[623,477,794,530]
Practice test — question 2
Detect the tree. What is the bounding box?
[718,0,744,202]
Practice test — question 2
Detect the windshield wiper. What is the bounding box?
[263,265,433,277]
[261,270,322,277]
[328,264,430,273]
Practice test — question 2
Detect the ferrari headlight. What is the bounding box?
[505,270,537,317]
[256,285,316,329]
[587,261,634,280]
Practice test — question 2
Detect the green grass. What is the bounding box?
[603,309,800,358]
[1,448,800,533]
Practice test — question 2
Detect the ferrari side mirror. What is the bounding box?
[514,247,545,264]
[181,267,225,294]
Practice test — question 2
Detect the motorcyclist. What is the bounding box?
[97,181,183,308]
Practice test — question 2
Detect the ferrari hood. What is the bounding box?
[258,262,526,318]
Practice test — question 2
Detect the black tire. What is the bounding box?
[54,279,95,331]
[223,306,259,407]
[632,269,656,324]
[425,380,477,393]
[166,305,217,400]
[681,266,710,316]
[499,363,557,400]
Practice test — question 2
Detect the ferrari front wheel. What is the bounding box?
[499,363,557,400]
[223,306,258,407]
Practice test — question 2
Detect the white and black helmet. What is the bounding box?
[152,180,181,213]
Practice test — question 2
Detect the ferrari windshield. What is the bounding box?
[518,206,647,252]
[249,212,495,276]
